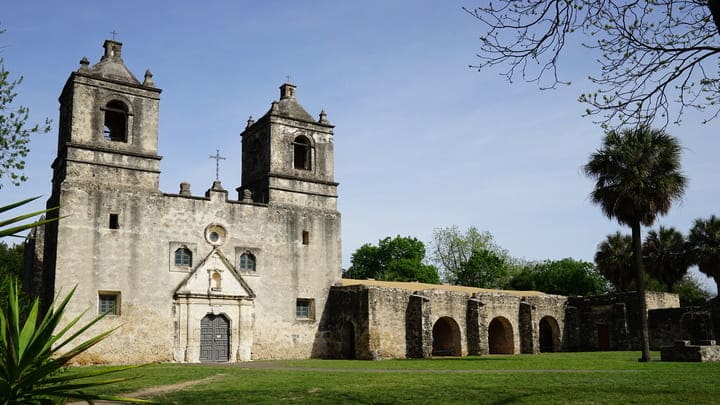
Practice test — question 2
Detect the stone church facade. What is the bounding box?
[24,40,683,364]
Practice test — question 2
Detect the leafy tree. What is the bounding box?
[431,226,508,283]
[0,241,24,311]
[510,258,610,296]
[594,232,635,292]
[688,215,720,294]
[455,248,509,289]
[0,281,150,403]
[0,30,51,189]
[642,226,691,290]
[584,126,687,362]
[464,1,720,128]
[672,273,712,307]
[344,236,440,284]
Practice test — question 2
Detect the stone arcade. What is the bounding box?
[24,40,682,364]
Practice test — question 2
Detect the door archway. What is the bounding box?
[200,314,230,362]
[340,321,356,359]
[488,317,514,354]
[432,317,461,356]
[539,316,560,352]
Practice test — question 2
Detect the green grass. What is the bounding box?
[67,352,720,404]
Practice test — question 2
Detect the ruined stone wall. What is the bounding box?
[567,292,680,351]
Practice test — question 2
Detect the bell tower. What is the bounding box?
[239,83,337,209]
[51,39,162,194]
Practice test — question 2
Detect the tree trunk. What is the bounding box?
[709,0,720,35]
[632,221,651,362]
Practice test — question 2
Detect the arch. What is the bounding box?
[199,314,229,362]
[174,246,192,267]
[488,316,514,354]
[293,135,312,170]
[432,316,461,356]
[340,321,356,359]
[102,100,129,142]
[539,316,561,353]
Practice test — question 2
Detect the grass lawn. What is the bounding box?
[68,352,720,404]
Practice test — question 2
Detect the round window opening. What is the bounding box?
[204,224,227,246]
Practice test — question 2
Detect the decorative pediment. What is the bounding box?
[174,248,255,299]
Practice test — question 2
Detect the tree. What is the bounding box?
[688,215,720,294]
[510,258,610,296]
[455,248,509,288]
[431,226,508,283]
[642,226,691,290]
[465,1,720,128]
[584,126,687,362]
[0,30,51,189]
[672,273,712,307]
[594,232,635,292]
[344,236,440,284]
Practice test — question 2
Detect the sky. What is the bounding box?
[2,1,718,294]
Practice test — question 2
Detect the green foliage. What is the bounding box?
[0,241,23,279]
[455,248,509,289]
[509,258,610,296]
[344,236,440,283]
[0,281,151,404]
[688,215,720,294]
[0,196,58,239]
[431,226,509,284]
[672,273,712,307]
[642,226,691,290]
[0,51,51,189]
[594,232,634,292]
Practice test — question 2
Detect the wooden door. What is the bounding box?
[200,314,229,362]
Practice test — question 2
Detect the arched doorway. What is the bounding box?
[432,317,461,356]
[200,314,230,362]
[539,316,560,353]
[340,321,356,359]
[488,317,514,354]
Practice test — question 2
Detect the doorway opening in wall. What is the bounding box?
[200,314,230,362]
[597,323,612,351]
[488,317,514,354]
[340,321,356,359]
[432,317,461,356]
[539,316,560,352]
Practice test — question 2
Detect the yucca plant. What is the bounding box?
[0,196,58,238]
[0,281,152,404]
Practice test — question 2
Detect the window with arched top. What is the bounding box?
[293,136,311,170]
[102,100,129,142]
[174,247,192,267]
[239,252,256,272]
[212,271,222,291]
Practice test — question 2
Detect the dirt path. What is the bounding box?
[65,373,226,404]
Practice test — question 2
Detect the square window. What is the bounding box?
[296,298,314,320]
[99,292,120,315]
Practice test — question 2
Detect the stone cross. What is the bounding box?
[286,75,291,83]
[209,149,226,181]
[110,30,119,40]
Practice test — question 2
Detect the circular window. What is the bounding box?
[204,224,227,246]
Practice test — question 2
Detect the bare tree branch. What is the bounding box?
[466,0,720,128]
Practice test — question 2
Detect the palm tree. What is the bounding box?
[584,126,687,362]
[595,232,634,292]
[643,226,690,291]
[688,215,720,294]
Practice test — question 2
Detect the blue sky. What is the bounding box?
[2,1,718,294]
